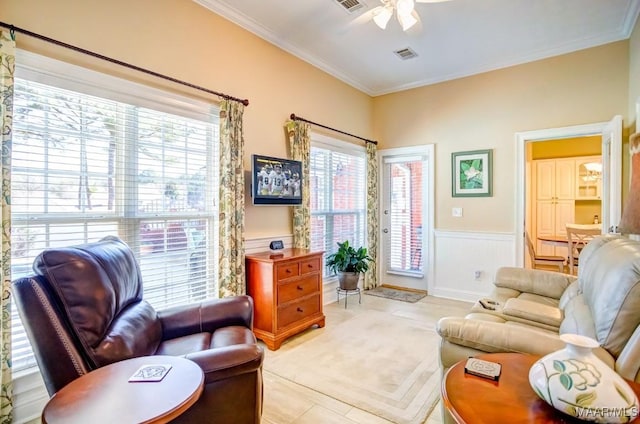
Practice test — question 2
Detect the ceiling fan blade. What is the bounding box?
[404,9,423,33]
[340,5,383,34]
[353,5,383,25]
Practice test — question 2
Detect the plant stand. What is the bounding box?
[336,287,361,309]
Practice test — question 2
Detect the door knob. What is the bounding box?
[383,229,389,233]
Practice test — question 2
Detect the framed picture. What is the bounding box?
[451,149,493,197]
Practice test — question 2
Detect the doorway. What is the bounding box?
[378,145,434,292]
[528,136,602,260]
[515,116,622,267]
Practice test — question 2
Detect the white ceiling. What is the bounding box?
[195,0,640,96]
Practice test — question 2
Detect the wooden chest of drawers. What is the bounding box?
[246,249,325,350]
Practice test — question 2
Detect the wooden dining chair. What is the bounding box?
[525,232,565,272]
[565,223,601,275]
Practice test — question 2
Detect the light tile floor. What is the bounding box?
[261,293,471,424]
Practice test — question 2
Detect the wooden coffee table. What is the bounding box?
[442,352,640,423]
[42,355,204,424]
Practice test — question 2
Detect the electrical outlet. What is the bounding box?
[452,207,463,217]
[474,270,482,280]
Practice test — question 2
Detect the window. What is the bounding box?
[310,137,367,276]
[385,157,425,274]
[11,55,219,372]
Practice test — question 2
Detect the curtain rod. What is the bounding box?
[0,21,250,106]
[290,113,377,145]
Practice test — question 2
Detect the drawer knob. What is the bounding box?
[297,285,303,291]
[307,264,313,268]
[286,269,291,273]
[297,307,303,312]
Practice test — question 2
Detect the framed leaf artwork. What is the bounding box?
[451,149,493,197]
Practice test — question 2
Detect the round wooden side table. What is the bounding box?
[42,355,204,424]
[442,352,640,423]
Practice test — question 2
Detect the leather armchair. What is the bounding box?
[12,236,263,423]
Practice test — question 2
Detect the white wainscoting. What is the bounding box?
[431,230,517,302]
[246,233,519,304]
[13,369,47,424]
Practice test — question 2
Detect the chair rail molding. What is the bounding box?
[245,234,294,254]
[432,230,516,302]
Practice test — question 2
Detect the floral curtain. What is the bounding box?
[218,100,245,297]
[364,142,379,289]
[286,120,311,249]
[0,30,14,423]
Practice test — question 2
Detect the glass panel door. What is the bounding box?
[381,150,429,290]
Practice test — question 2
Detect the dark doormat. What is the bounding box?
[364,286,427,303]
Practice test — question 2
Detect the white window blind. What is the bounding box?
[310,140,367,276]
[10,62,219,372]
[384,157,425,274]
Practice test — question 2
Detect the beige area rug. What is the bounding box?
[364,286,427,303]
[264,309,441,423]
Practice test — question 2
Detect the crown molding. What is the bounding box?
[194,0,640,97]
[372,24,636,96]
[622,0,640,37]
[193,0,374,96]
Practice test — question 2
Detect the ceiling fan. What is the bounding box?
[368,0,452,32]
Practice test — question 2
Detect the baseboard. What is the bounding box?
[429,287,485,303]
[379,284,427,294]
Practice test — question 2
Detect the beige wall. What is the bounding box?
[0,0,373,240]
[372,42,630,232]
[1,0,636,237]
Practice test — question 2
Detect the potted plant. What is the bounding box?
[325,240,373,290]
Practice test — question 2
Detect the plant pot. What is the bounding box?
[338,271,360,290]
[529,333,639,423]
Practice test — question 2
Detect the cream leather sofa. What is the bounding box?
[437,235,640,422]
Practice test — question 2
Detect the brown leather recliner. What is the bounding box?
[12,235,263,423]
